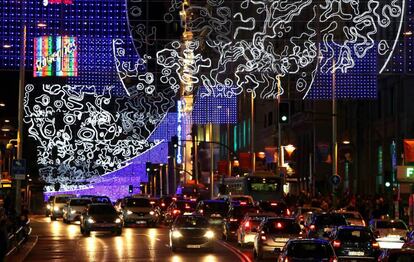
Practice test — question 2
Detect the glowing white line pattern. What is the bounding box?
[123,0,403,99]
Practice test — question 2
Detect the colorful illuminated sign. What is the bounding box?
[397,166,414,182]
[43,0,73,6]
[33,36,78,77]
[176,100,184,164]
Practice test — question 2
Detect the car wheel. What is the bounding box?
[171,246,177,252]
[51,216,56,221]
[80,227,84,234]
[83,229,90,236]
[116,229,122,236]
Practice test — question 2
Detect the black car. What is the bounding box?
[330,226,380,260]
[306,212,348,238]
[222,204,259,241]
[169,215,215,252]
[258,201,291,217]
[196,200,230,234]
[80,203,123,236]
[278,239,338,262]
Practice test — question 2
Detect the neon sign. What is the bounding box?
[43,0,73,6]
[176,100,184,164]
[34,36,78,77]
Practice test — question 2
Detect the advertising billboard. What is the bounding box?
[33,36,78,77]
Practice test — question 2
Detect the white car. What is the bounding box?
[369,219,408,249]
[63,198,92,223]
[236,212,275,247]
[336,210,365,226]
[50,194,76,221]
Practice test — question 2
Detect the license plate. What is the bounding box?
[187,245,201,249]
[348,251,364,256]
[275,238,289,242]
[136,221,146,224]
[324,228,332,232]
[209,220,222,224]
[96,223,113,227]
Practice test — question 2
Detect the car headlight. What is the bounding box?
[204,230,215,239]
[47,204,51,210]
[149,211,155,216]
[172,230,183,239]
[54,206,60,212]
[87,218,95,224]
[126,210,133,215]
[115,218,122,224]
[70,210,76,214]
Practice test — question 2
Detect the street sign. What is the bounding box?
[397,166,414,183]
[330,174,341,186]
[12,159,26,180]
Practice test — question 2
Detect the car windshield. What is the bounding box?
[388,253,414,262]
[175,216,209,227]
[231,197,253,204]
[203,202,228,213]
[315,214,347,226]
[337,229,373,242]
[265,220,301,234]
[92,196,111,203]
[55,197,70,203]
[287,243,334,258]
[70,199,91,206]
[376,221,407,230]
[89,205,116,214]
[231,207,259,218]
[341,213,362,219]
[126,198,151,207]
[176,202,196,210]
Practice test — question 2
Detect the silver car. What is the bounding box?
[63,198,92,223]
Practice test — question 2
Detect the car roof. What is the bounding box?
[287,238,331,244]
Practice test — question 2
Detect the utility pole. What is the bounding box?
[251,93,255,172]
[332,59,338,208]
[209,123,214,199]
[16,23,26,216]
[277,77,282,172]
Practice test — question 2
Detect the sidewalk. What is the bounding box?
[5,235,38,262]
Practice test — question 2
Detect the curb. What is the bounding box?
[5,235,38,262]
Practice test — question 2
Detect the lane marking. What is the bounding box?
[217,240,252,262]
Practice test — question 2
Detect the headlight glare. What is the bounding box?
[70,210,76,214]
[126,210,133,215]
[87,218,95,224]
[172,230,183,239]
[204,230,215,239]
[47,204,51,210]
[149,211,155,216]
[115,218,122,224]
[53,206,59,212]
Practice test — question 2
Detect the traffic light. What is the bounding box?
[128,185,133,194]
[171,135,179,148]
[146,162,152,174]
[278,102,290,124]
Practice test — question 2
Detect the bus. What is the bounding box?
[220,172,284,201]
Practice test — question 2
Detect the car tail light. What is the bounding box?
[240,201,247,206]
[309,224,316,230]
[362,220,366,226]
[230,218,238,222]
[299,215,304,221]
[261,235,267,241]
[283,257,290,262]
[372,241,380,249]
[333,240,341,248]
[329,257,338,262]
[286,209,291,216]
[276,222,283,228]
[271,202,278,206]
[199,209,204,214]
[172,197,177,201]
[245,221,250,228]
[173,209,180,215]
[161,203,165,207]
[150,201,155,205]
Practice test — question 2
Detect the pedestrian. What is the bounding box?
[0,207,8,262]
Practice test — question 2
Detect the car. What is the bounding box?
[253,217,303,260]
[278,239,338,262]
[258,200,291,217]
[369,218,409,249]
[164,200,197,225]
[335,209,366,226]
[81,195,111,204]
[306,212,348,239]
[50,194,76,221]
[45,196,55,217]
[330,226,381,260]
[80,203,123,236]
[169,214,215,252]
[216,195,255,206]
[295,206,322,225]
[63,198,92,223]
[222,204,260,241]
[237,212,276,247]
[196,200,230,235]
[121,197,160,227]
[378,247,414,261]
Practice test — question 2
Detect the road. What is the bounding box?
[24,216,261,262]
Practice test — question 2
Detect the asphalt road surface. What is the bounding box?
[24,216,265,262]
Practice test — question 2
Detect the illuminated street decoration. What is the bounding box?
[23,83,171,188]
[43,0,73,6]
[124,0,404,99]
[177,101,184,164]
[33,36,78,77]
